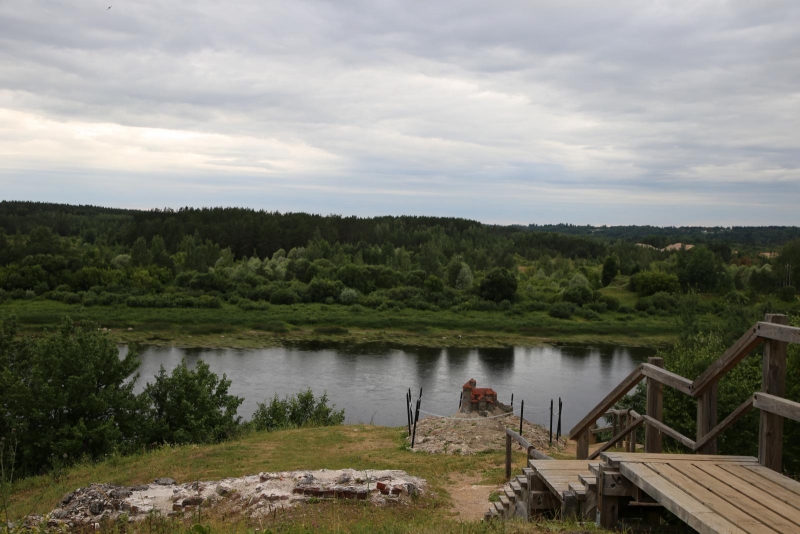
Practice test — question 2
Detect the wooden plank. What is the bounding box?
[576,429,589,460]
[602,452,757,466]
[760,314,789,472]
[646,462,779,534]
[754,393,800,422]
[756,321,800,344]
[588,416,644,460]
[591,425,612,434]
[696,383,719,454]
[619,462,747,534]
[720,464,800,512]
[740,464,800,499]
[641,362,692,394]
[695,395,754,452]
[695,462,800,528]
[692,326,762,395]
[645,357,664,453]
[529,460,593,470]
[672,461,798,533]
[642,415,696,450]
[568,365,644,438]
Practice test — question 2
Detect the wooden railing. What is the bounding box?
[504,428,552,479]
[569,313,800,472]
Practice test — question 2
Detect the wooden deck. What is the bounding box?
[606,453,800,534]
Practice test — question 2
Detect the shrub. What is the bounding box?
[599,294,620,311]
[629,271,681,296]
[269,288,299,305]
[563,284,593,306]
[575,307,600,321]
[549,302,575,319]
[339,287,361,305]
[252,389,344,431]
[778,286,797,302]
[142,359,243,444]
[308,277,342,303]
[725,290,749,306]
[480,268,518,302]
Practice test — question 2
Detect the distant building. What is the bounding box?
[460,378,512,416]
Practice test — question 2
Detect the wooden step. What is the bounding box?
[568,481,587,501]
[503,488,516,501]
[492,501,504,515]
[510,480,522,494]
[499,495,510,509]
[579,474,597,489]
[515,475,528,489]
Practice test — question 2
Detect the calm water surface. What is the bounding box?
[121,343,655,430]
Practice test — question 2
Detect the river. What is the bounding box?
[121,343,655,431]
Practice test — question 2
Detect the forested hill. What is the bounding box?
[1,201,797,260]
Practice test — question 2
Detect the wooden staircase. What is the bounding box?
[484,314,800,532]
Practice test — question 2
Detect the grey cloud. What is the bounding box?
[0,0,798,224]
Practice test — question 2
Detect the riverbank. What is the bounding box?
[0,300,687,348]
[5,425,603,533]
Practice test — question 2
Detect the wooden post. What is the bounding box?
[760,314,789,471]
[506,432,512,480]
[696,384,718,454]
[576,429,589,460]
[598,468,620,528]
[519,400,524,436]
[627,412,635,452]
[645,357,664,453]
[589,422,597,445]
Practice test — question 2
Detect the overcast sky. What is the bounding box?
[1,1,798,225]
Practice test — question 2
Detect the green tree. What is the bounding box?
[479,268,518,302]
[142,360,243,445]
[130,237,152,267]
[677,246,719,292]
[0,317,143,476]
[601,256,618,287]
[778,238,800,288]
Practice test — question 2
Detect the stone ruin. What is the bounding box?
[459,378,512,417]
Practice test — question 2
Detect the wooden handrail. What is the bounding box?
[756,322,800,344]
[692,326,762,395]
[505,428,552,479]
[589,416,644,460]
[569,366,644,438]
[641,363,692,395]
[753,393,800,422]
[694,396,754,451]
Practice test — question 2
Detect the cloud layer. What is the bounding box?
[1,0,798,224]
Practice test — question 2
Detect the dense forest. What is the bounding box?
[0,201,798,320]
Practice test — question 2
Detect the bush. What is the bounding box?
[629,271,681,296]
[575,307,600,321]
[563,284,593,306]
[251,389,344,432]
[599,294,620,311]
[142,360,243,445]
[778,286,797,302]
[725,290,749,306]
[549,302,575,319]
[480,268,518,302]
[339,287,361,305]
[269,288,299,305]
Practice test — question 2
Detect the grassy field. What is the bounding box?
[4,425,606,533]
[0,299,690,349]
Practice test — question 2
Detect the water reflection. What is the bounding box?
[125,343,654,430]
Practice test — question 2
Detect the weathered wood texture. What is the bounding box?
[760,314,789,472]
[588,416,644,461]
[696,383,718,454]
[641,361,692,394]
[694,395,754,452]
[615,455,800,534]
[692,327,762,395]
[754,392,800,422]
[645,357,664,453]
[569,366,643,438]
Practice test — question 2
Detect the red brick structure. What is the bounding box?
[460,378,511,415]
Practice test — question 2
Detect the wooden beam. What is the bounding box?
[759,314,788,472]
[588,416,644,461]
[754,392,800,422]
[641,415,696,450]
[641,362,692,395]
[691,326,762,396]
[576,430,589,460]
[756,321,800,344]
[695,383,718,454]
[694,395,754,451]
[591,425,612,434]
[645,357,664,453]
[569,366,644,438]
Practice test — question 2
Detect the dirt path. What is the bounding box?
[447,472,500,522]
